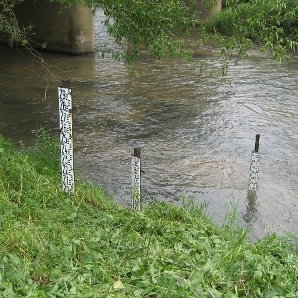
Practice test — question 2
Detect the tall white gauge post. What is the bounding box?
[58,79,75,194]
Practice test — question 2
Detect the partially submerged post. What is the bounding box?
[248,134,261,191]
[58,79,75,193]
[131,148,141,211]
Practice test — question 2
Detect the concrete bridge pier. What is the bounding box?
[13,0,94,55]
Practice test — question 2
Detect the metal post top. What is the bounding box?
[133,147,141,158]
[254,134,260,153]
[61,79,71,88]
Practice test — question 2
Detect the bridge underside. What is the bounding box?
[8,0,221,55]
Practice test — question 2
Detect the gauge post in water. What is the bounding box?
[248,134,260,191]
[131,148,141,211]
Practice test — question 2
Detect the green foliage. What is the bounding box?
[1,132,298,296]
[97,0,198,63]
[0,0,31,46]
[49,0,298,63]
[26,128,61,175]
[205,0,298,60]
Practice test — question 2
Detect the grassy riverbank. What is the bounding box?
[0,131,298,297]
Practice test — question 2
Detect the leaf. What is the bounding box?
[264,289,281,298]
[35,291,46,298]
[114,279,125,289]
[224,291,238,298]
[208,288,223,298]
[253,270,263,280]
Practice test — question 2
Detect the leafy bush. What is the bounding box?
[205,0,298,59]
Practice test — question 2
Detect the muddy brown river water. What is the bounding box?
[1,10,298,240]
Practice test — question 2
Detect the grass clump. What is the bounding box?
[0,130,298,297]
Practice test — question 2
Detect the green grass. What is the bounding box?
[0,130,298,297]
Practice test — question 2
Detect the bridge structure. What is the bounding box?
[12,0,222,55]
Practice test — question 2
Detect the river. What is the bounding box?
[1,10,298,240]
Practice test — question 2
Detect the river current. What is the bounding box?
[1,10,298,240]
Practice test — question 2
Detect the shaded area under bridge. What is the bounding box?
[6,0,221,55]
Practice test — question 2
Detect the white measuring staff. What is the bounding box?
[58,83,75,194]
[248,134,260,191]
[131,148,141,211]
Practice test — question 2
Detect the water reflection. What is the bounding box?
[243,190,258,224]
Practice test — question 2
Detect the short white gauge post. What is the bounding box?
[131,148,141,211]
[248,134,260,191]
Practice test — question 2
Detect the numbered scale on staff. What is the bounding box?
[58,85,75,194]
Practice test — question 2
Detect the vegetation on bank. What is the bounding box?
[205,0,298,60]
[1,130,298,297]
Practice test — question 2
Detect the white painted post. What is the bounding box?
[58,79,75,194]
[131,148,141,211]
[248,134,260,191]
